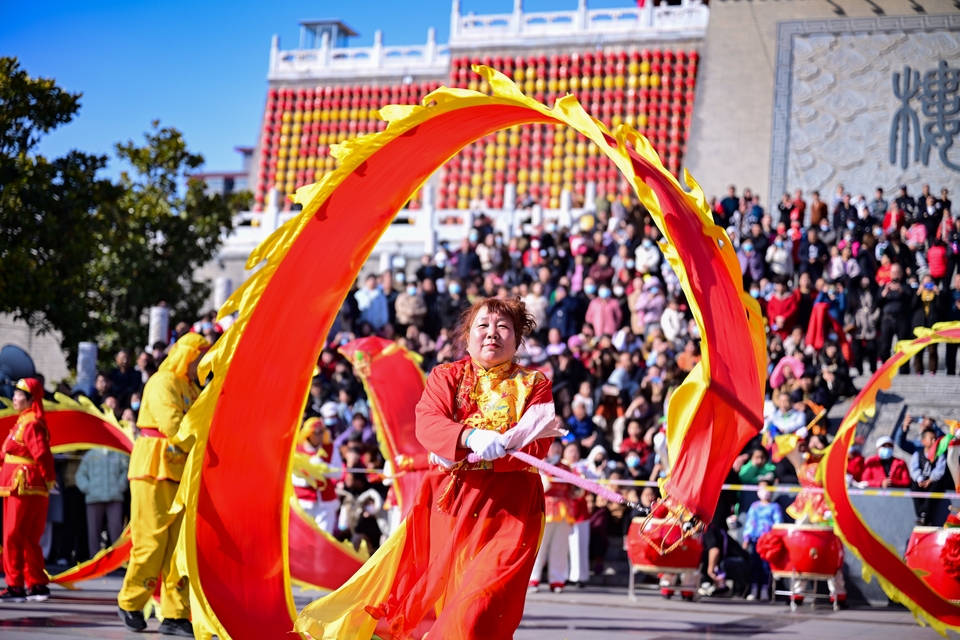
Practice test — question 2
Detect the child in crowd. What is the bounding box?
[738,448,776,485]
[741,480,783,601]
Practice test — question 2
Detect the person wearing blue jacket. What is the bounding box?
[547,285,582,340]
[895,415,947,525]
[814,281,847,323]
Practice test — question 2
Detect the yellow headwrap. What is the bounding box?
[160,333,210,379]
[298,417,323,444]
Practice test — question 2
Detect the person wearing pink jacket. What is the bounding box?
[585,285,622,336]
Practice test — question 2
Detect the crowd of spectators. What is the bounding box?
[10,179,960,599]
[316,180,959,596]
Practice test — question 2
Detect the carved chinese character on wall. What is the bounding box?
[891,61,960,172]
[785,31,960,199]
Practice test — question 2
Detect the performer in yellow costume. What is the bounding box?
[117,333,208,636]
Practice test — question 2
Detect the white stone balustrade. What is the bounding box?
[450,0,708,46]
[269,28,450,81]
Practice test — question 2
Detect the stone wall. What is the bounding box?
[685,0,960,203]
[0,313,70,383]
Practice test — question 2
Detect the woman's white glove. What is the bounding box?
[429,452,455,469]
[467,429,507,461]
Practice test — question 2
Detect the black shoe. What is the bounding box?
[26,584,50,602]
[0,586,27,602]
[158,618,194,637]
[118,606,147,632]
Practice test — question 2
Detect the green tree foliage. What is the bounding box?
[0,57,121,360]
[93,121,247,358]
[0,57,248,368]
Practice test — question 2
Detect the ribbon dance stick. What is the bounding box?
[465,449,641,510]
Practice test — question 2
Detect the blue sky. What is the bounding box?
[1,0,634,176]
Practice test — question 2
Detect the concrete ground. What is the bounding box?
[0,574,950,639]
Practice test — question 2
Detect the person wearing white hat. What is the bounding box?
[320,402,345,437]
[861,436,910,488]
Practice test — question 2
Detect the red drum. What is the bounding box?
[904,526,960,602]
[626,518,702,574]
[764,524,843,579]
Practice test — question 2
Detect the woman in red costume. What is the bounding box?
[0,378,56,603]
[783,433,846,605]
[297,297,558,639]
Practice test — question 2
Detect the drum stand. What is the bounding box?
[771,571,839,611]
[627,559,699,602]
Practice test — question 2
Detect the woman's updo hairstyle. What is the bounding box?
[452,297,537,353]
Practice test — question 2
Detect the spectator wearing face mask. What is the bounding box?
[634,236,662,274]
[354,274,389,331]
[818,218,838,247]
[394,281,427,330]
[737,240,765,287]
[319,402,346,438]
[584,284,621,337]
[623,450,648,482]
[833,193,857,231]
[814,280,847,323]
[584,445,610,480]
[765,234,794,279]
[416,254,444,283]
[523,236,548,272]
[860,436,910,488]
[437,279,470,331]
[740,480,782,601]
[634,279,666,334]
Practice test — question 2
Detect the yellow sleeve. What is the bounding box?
[140,371,191,450]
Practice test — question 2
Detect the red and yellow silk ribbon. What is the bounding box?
[173,65,764,639]
[822,322,960,636]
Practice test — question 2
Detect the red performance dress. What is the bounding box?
[786,459,829,524]
[297,357,553,640]
[0,382,56,590]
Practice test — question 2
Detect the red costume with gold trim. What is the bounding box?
[292,420,337,504]
[296,357,552,640]
[1,378,55,590]
[786,458,829,524]
[543,463,576,524]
